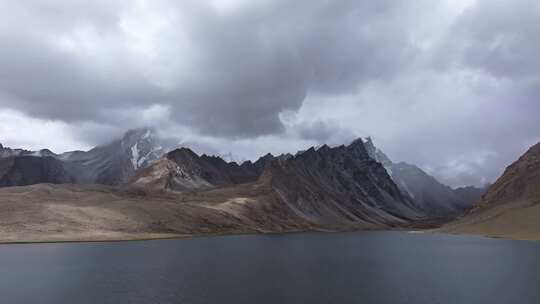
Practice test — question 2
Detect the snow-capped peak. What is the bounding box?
[123,128,167,169]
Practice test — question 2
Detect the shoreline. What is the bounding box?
[1,229,539,246]
[0,229,314,245]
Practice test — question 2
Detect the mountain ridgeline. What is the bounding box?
[263,141,425,227]
[0,128,486,233]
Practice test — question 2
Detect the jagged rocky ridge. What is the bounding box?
[263,141,426,227]
[131,148,289,192]
[132,147,261,191]
[131,138,433,228]
[0,136,436,243]
[0,128,483,230]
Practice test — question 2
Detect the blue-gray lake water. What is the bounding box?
[1,231,539,304]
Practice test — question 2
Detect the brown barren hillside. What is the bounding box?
[0,171,388,244]
[442,142,540,240]
[0,180,317,243]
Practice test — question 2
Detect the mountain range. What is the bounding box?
[1,129,483,214]
[0,128,499,242]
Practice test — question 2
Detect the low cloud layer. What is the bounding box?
[0,0,539,187]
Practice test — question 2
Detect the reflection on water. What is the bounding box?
[0,231,539,304]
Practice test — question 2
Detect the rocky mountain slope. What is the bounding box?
[0,156,74,187]
[442,141,540,240]
[132,138,436,227]
[264,141,426,228]
[0,129,490,242]
[0,138,436,243]
[135,136,482,223]
[0,178,320,243]
[131,147,260,191]
[130,146,294,192]
[363,137,484,217]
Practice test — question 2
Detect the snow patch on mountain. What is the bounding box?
[131,143,140,169]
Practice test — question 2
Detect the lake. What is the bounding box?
[0,231,539,304]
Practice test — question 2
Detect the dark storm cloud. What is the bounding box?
[0,1,163,123]
[0,0,425,137]
[0,37,163,122]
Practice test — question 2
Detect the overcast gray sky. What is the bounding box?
[0,0,539,187]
